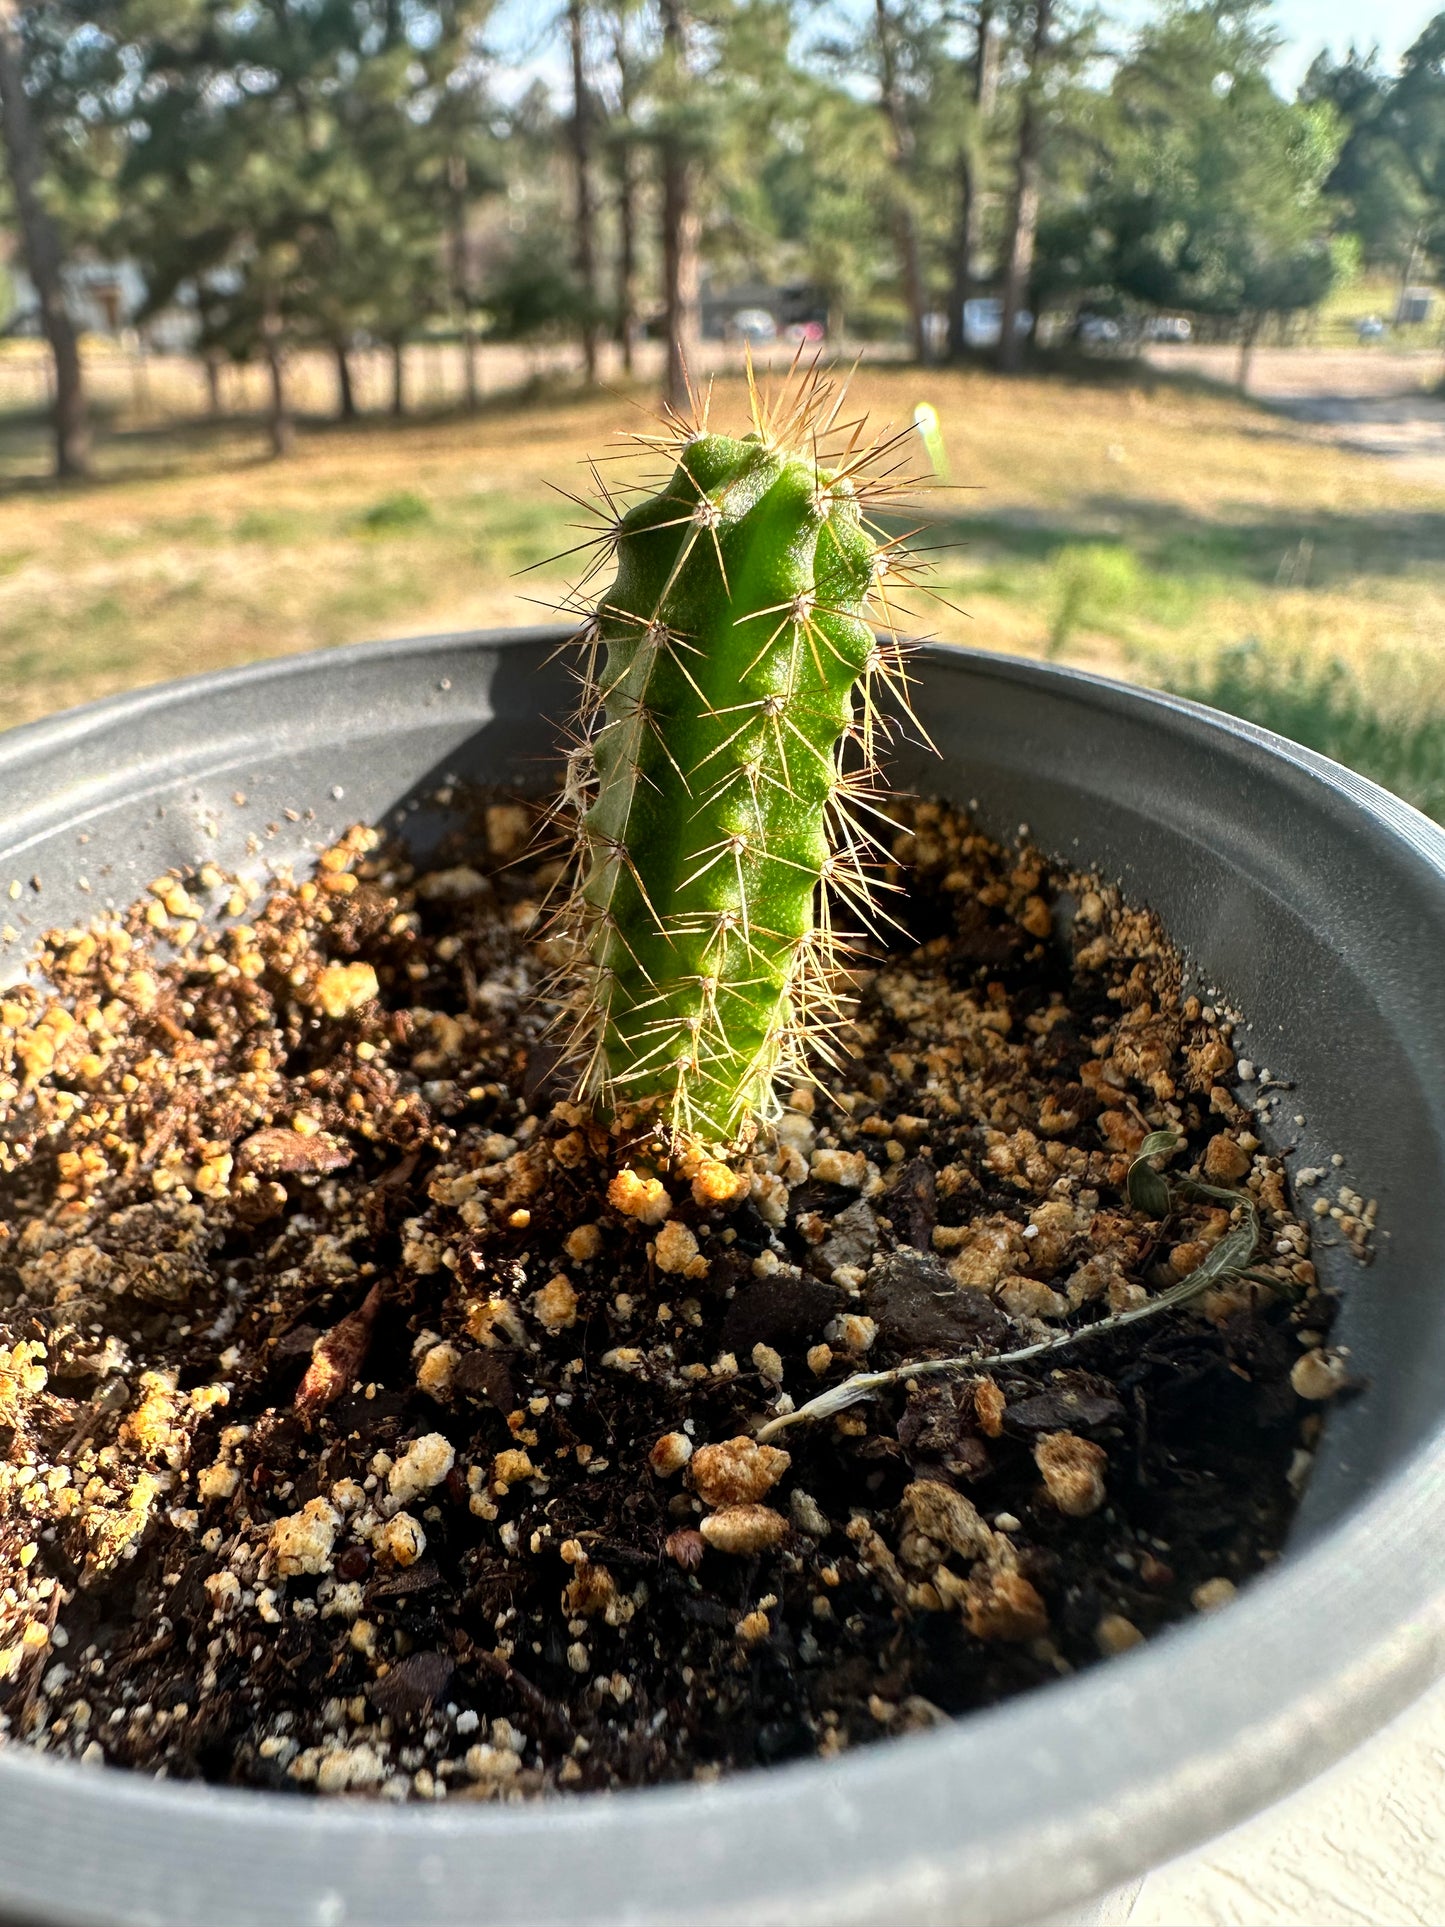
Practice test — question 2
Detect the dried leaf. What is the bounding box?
[294,1283,382,1418]
[368,1651,454,1719]
[1138,1129,1182,1158]
[239,1127,354,1176]
[1126,1129,1182,1218]
[368,1558,440,1598]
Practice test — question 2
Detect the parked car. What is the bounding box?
[1357,315,1387,342]
[1075,313,1122,347]
[1143,314,1192,342]
[961,297,1032,349]
[731,307,777,342]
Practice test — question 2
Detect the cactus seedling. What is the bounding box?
[554,365,926,1144]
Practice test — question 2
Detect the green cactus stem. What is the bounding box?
[558,371,921,1144]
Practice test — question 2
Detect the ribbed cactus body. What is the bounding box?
[562,394,910,1144]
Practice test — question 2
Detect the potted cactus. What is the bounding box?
[1,366,1444,1927]
[556,372,911,1143]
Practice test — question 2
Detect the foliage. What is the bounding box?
[1037,2,1346,326]
[1047,542,1142,655]
[2,2,129,251]
[1384,15,1445,279]
[1302,47,1428,271]
[355,490,433,534]
[0,0,1443,412]
[110,0,496,369]
[750,76,892,331]
[483,232,593,340]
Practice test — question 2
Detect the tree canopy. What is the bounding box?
[0,0,1440,467]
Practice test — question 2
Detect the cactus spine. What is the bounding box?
[558,369,919,1144]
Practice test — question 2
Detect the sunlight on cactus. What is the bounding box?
[548,359,935,1145]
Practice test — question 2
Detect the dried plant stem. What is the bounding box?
[757,1190,1262,1443]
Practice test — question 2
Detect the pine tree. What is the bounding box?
[997,0,1054,372]
[1384,16,1445,286]
[599,0,648,374]
[1039,2,1345,388]
[118,0,494,448]
[873,0,929,362]
[568,0,602,380]
[657,0,700,405]
[0,0,99,478]
[946,2,1001,359]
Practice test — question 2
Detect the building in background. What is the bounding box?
[3,254,196,350]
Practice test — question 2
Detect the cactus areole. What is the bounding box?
[560,381,917,1145]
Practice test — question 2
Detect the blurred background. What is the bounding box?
[0,0,1440,821]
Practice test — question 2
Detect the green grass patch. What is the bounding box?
[1046,543,1146,655]
[940,530,1210,651]
[925,506,1445,598]
[1171,643,1445,824]
[354,490,433,535]
[311,565,431,645]
[466,495,570,573]
[235,508,297,543]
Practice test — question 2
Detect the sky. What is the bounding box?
[1269,0,1437,85]
[494,0,1442,104]
[1110,0,1439,89]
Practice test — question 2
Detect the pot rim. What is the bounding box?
[1,629,1443,1927]
[3,621,1442,862]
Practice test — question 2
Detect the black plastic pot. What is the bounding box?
[1,627,1443,1927]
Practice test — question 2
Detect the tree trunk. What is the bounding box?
[661,169,700,407]
[448,154,478,410]
[874,0,928,365]
[390,338,405,417]
[1394,225,1424,327]
[996,165,1038,374]
[265,348,293,457]
[612,19,639,377]
[998,0,1052,376]
[569,0,600,382]
[616,142,637,374]
[659,0,699,409]
[203,352,222,417]
[1236,313,1261,394]
[460,319,478,410]
[947,156,976,361]
[0,0,90,479]
[894,203,928,363]
[131,341,151,419]
[262,295,293,457]
[333,341,357,421]
[947,3,999,361]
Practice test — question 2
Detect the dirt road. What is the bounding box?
[1145,344,1445,488]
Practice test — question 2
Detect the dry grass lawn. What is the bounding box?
[0,353,1441,810]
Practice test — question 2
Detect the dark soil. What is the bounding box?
[0,795,1352,1800]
